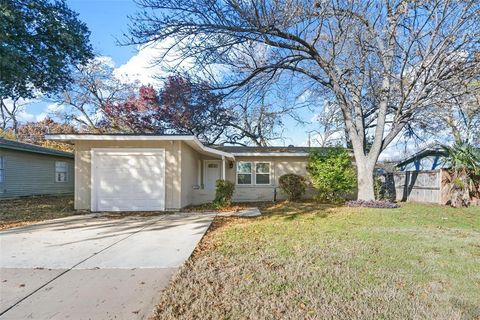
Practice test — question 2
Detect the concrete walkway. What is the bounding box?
[0,213,214,320]
[217,207,262,217]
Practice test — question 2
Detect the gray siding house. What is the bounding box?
[0,138,74,198]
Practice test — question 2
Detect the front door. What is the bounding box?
[204,160,221,190]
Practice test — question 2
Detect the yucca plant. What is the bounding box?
[441,142,480,207]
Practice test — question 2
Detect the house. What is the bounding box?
[0,138,74,198]
[47,134,316,212]
[396,147,448,171]
[393,146,480,205]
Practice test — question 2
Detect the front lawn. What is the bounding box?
[0,195,76,229]
[155,201,480,319]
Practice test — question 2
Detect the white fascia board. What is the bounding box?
[46,134,196,141]
[189,136,234,159]
[232,152,309,157]
[46,134,234,159]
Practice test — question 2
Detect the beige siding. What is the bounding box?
[74,140,182,210]
[74,140,316,209]
[232,157,312,202]
[0,149,74,198]
[193,156,313,203]
[192,189,215,205]
[180,142,201,207]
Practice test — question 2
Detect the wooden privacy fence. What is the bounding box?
[384,170,449,204]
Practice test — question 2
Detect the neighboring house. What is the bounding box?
[394,146,480,205]
[47,134,317,212]
[396,147,448,171]
[0,138,74,198]
[385,147,449,204]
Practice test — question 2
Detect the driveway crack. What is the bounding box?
[0,217,161,317]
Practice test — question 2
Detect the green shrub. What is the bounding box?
[279,174,306,201]
[213,179,235,208]
[307,148,356,203]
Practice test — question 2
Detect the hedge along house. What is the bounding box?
[0,138,74,198]
[47,134,315,212]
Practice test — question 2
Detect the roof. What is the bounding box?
[396,147,447,167]
[0,138,74,158]
[46,134,234,159]
[212,145,320,156]
[46,133,340,158]
[213,146,312,153]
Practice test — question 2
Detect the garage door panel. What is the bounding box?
[98,180,164,192]
[92,149,166,212]
[97,199,164,211]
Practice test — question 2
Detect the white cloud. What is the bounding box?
[17,109,35,122]
[35,113,48,122]
[46,103,65,113]
[296,89,313,104]
[34,103,65,122]
[305,131,345,147]
[95,55,116,68]
[113,38,194,85]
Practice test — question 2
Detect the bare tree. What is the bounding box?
[434,84,480,144]
[56,58,137,132]
[0,97,29,135]
[403,78,480,146]
[309,101,346,147]
[130,0,480,200]
[222,92,286,146]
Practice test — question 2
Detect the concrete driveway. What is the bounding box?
[0,212,214,320]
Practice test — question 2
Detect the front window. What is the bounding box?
[255,162,270,184]
[55,161,68,182]
[236,162,271,185]
[0,156,4,183]
[237,162,252,184]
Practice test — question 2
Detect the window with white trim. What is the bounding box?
[237,162,252,184]
[255,162,271,185]
[55,161,68,182]
[0,156,4,183]
[236,161,271,185]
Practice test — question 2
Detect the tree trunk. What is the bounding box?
[356,161,376,201]
[449,169,470,208]
[11,117,18,137]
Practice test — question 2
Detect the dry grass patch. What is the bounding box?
[154,201,480,320]
[0,195,77,229]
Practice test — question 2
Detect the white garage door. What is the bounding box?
[91,149,165,211]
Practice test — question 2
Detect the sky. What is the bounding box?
[17,0,418,160]
[18,0,138,121]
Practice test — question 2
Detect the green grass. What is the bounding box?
[0,195,77,229]
[155,201,480,319]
